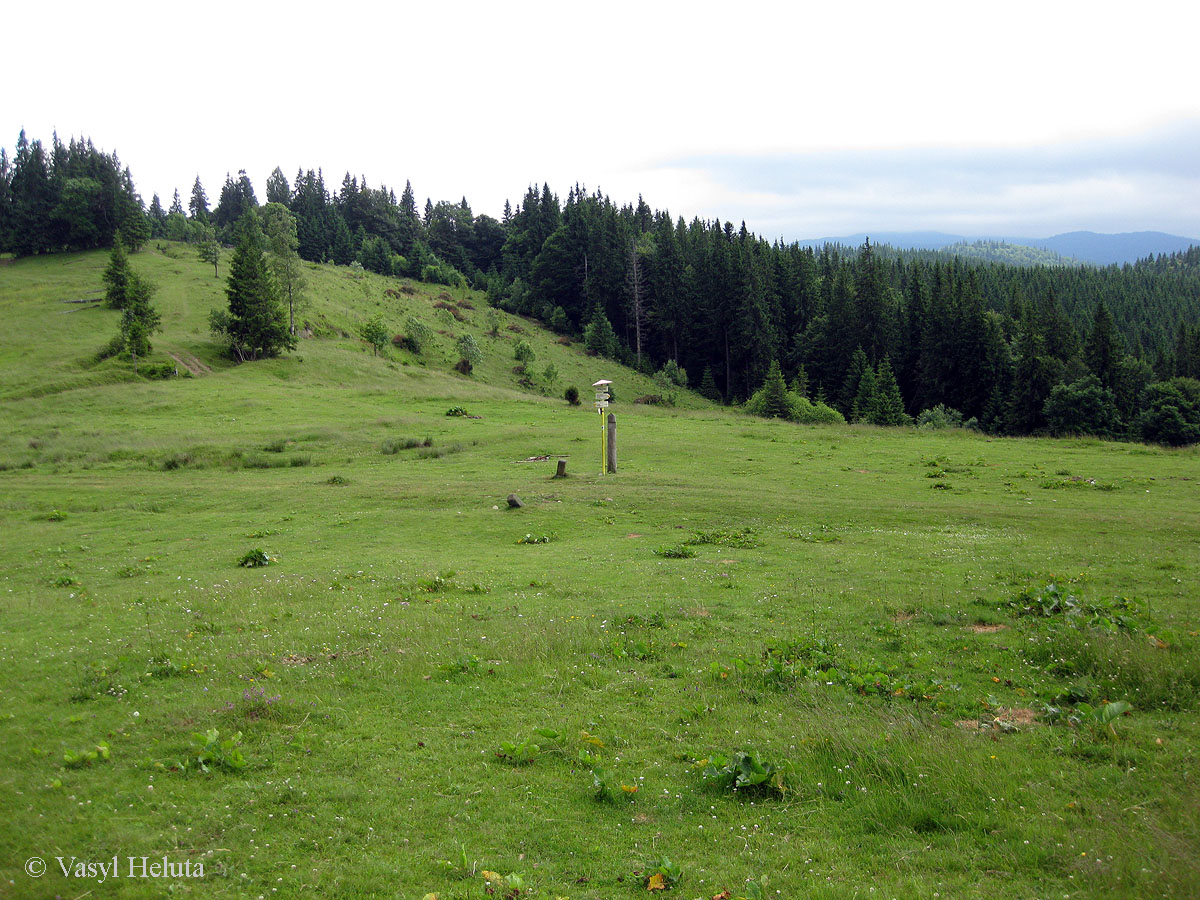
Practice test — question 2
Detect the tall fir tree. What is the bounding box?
[749,359,791,419]
[214,209,294,361]
[1084,300,1124,389]
[840,346,870,415]
[869,357,910,426]
[188,176,209,222]
[850,365,879,423]
[265,167,290,205]
[102,232,132,308]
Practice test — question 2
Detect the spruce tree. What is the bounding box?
[870,357,910,426]
[265,167,291,205]
[330,214,355,265]
[851,366,879,424]
[102,231,160,361]
[790,364,809,398]
[218,209,294,361]
[119,270,161,360]
[698,366,721,402]
[148,193,166,237]
[189,176,209,222]
[840,346,870,414]
[102,232,131,309]
[751,360,791,419]
[1006,311,1058,434]
[583,306,619,358]
[1085,301,1124,389]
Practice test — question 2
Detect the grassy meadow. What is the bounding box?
[1,244,1198,899]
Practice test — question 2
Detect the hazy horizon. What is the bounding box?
[5,1,1198,242]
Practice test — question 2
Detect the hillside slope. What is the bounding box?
[0,242,694,464]
[1,244,1199,899]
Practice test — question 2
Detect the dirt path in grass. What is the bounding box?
[167,350,212,375]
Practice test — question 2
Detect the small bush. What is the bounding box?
[917,404,967,429]
[237,548,271,568]
[180,728,247,774]
[456,333,482,370]
[565,386,581,405]
[789,395,846,424]
[240,453,288,469]
[404,317,433,354]
[160,451,193,472]
[687,527,759,548]
[514,340,534,363]
[700,750,788,797]
[454,358,473,375]
[63,742,111,769]
[94,335,125,362]
[656,359,689,388]
[381,437,423,454]
[446,406,469,417]
[654,545,697,558]
[138,361,176,379]
[516,533,556,544]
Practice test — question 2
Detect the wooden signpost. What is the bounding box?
[593,380,614,475]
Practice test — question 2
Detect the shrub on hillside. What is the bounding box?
[1043,376,1123,437]
[455,334,482,374]
[1137,378,1200,446]
[788,395,846,424]
[656,359,688,389]
[916,404,978,430]
[403,317,433,354]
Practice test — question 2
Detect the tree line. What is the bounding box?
[2,130,1198,444]
[0,130,149,255]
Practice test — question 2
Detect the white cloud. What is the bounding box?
[4,0,1198,237]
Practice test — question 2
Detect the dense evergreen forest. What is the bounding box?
[3,130,1199,445]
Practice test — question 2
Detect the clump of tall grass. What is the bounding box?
[381,437,429,454]
[1023,626,1200,710]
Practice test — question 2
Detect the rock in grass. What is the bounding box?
[507,493,524,508]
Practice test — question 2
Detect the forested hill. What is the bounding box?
[882,240,1081,268]
[3,130,1200,444]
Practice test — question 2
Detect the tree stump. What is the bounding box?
[554,459,567,478]
[506,493,524,508]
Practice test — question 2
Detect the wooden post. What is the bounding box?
[606,413,617,474]
[555,459,567,478]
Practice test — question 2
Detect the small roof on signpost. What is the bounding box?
[592,380,613,387]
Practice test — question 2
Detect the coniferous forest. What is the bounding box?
[3,130,1199,445]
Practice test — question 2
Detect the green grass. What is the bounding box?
[0,245,1198,899]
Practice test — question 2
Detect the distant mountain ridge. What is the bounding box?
[800,230,1200,266]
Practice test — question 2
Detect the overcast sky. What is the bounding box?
[6,0,1199,240]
